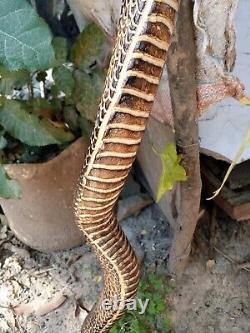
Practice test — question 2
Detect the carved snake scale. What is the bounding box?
[74,1,179,331]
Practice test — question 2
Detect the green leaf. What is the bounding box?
[0,0,55,71]
[63,105,79,132]
[0,164,21,199]
[110,274,174,333]
[156,143,187,202]
[0,99,74,146]
[73,68,105,122]
[52,37,68,67]
[110,328,119,333]
[160,318,172,332]
[0,135,7,149]
[71,23,107,70]
[53,66,75,97]
[0,65,30,95]
[130,319,141,332]
[148,274,164,290]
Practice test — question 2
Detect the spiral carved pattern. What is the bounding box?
[74,1,180,332]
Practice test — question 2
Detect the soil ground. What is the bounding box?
[174,212,250,333]
[0,205,249,333]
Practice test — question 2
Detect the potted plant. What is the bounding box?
[0,0,108,251]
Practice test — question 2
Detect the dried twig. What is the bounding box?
[209,205,217,259]
[214,247,250,273]
[0,304,13,309]
[237,262,250,272]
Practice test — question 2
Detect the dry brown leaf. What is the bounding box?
[208,125,250,200]
[240,95,250,105]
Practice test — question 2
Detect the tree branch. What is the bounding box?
[167,0,202,275]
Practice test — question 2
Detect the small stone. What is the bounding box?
[206,259,216,271]
[117,194,153,222]
[207,326,215,333]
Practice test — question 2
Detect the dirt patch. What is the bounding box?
[174,214,250,333]
[0,205,171,333]
[0,207,249,333]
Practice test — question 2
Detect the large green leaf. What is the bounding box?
[0,99,74,146]
[53,66,75,97]
[0,164,21,199]
[71,23,107,70]
[0,0,55,71]
[0,65,30,95]
[156,143,187,202]
[73,68,105,122]
[52,37,68,67]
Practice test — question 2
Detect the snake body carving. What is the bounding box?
[74,1,179,331]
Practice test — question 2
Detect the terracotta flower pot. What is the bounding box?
[0,138,88,252]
